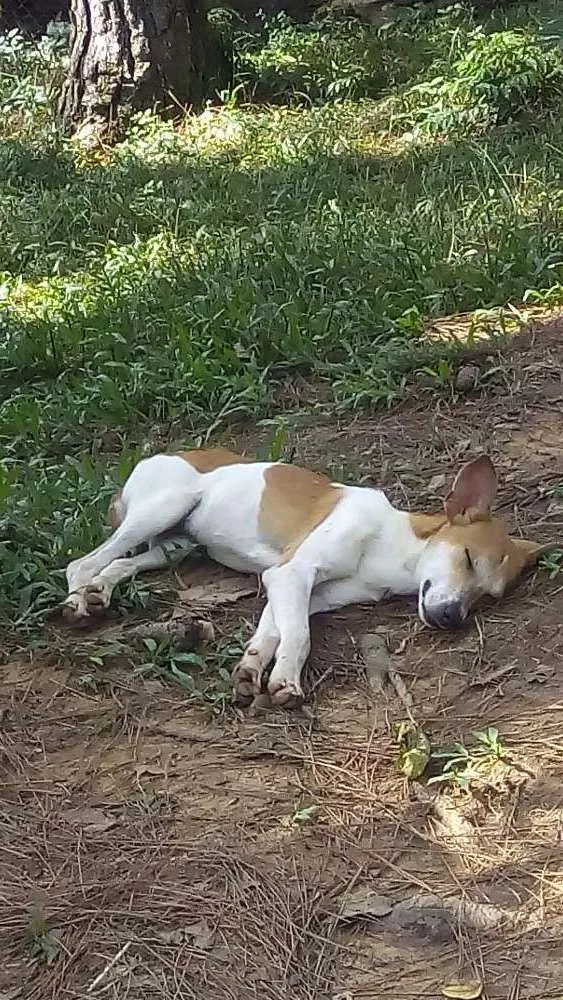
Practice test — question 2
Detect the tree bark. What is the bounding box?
[58,0,231,135]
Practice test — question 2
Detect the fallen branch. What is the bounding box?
[87,940,131,993]
[388,666,416,723]
[120,616,214,648]
[359,631,415,721]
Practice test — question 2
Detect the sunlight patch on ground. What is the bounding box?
[423,296,563,345]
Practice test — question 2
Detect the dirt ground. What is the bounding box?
[2,318,563,1000]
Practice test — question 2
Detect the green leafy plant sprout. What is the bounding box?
[539,547,563,578]
[133,632,245,711]
[25,905,61,967]
[428,727,507,792]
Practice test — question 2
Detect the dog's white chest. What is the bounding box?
[357,512,424,597]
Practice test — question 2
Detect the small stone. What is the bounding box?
[455,364,480,392]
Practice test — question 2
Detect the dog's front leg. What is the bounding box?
[261,562,317,709]
[232,602,280,706]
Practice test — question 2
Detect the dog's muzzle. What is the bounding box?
[422,598,466,630]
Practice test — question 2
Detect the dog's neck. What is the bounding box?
[357,499,446,597]
[402,511,445,582]
[408,511,448,539]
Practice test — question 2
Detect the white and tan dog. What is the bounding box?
[63,450,548,707]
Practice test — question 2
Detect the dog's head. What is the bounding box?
[416,455,551,629]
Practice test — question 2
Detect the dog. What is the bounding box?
[62,449,548,707]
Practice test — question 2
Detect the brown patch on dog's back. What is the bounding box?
[177,448,248,473]
[259,464,343,559]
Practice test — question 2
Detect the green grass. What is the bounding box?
[70,629,245,712]
[1,4,563,631]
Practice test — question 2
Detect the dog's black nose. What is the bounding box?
[426,601,465,630]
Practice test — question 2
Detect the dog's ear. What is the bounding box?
[444,455,497,524]
[511,538,554,571]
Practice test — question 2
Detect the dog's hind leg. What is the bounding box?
[64,457,203,623]
[64,493,198,624]
[76,534,196,619]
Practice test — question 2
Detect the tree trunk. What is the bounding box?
[58,0,231,136]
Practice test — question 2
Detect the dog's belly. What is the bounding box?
[185,468,280,574]
[186,513,278,573]
[204,543,276,575]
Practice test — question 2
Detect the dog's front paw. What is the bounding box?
[83,581,112,612]
[232,649,265,707]
[61,592,92,628]
[268,677,304,710]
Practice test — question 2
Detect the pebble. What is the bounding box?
[455,364,480,392]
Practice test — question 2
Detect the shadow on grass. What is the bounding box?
[0,111,560,294]
[0,114,560,467]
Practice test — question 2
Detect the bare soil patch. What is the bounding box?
[2,318,563,1000]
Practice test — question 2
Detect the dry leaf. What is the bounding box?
[159,919,213,950]
[177,579,255,607]
[442,981,483,999]
[184,919,213,949]
[66,808,117,833]
[394,721,431,780]
[339,886,393,919]
[428,473,447,492]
